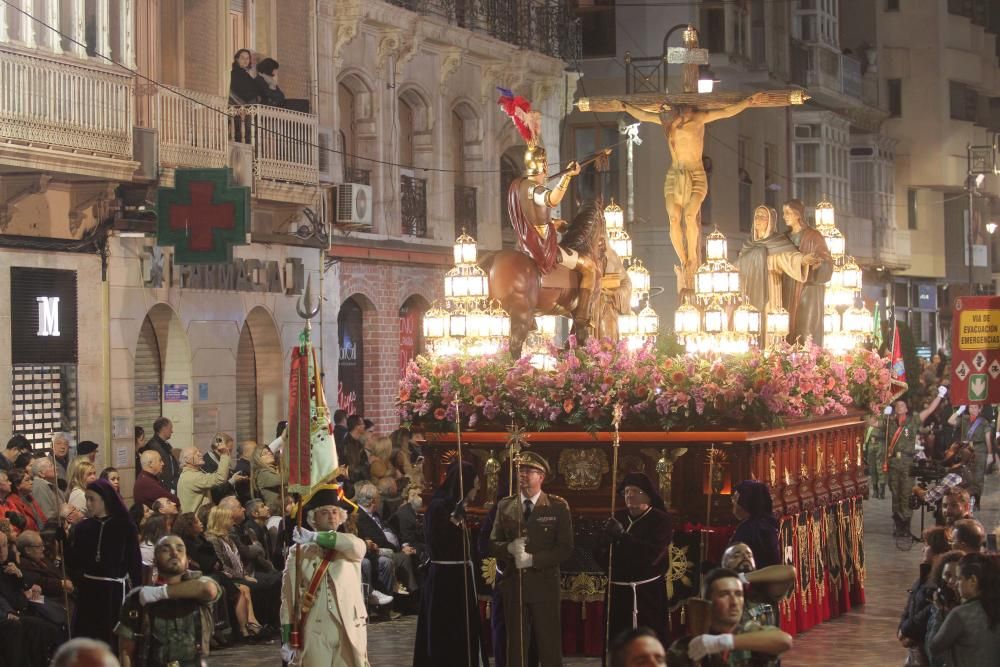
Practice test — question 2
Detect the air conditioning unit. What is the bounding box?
[229,143,253,188]
[317,127,335,184]
[335,183,372,227]
[133,127,158,181]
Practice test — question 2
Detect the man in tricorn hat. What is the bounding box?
[595,472,674,652]
[279,485,368,667]
[490,451,573,666]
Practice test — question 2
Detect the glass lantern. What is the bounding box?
[638,305,659,335]
[453,232,479,265]
[604,199,624,231]
[423,303,449,340]
[766,307,790,336]
[705,228,728,262]
[733,301,761,336]
[608,228,632,260]
[815,199,835,230]
[674,302,701,338]
[627,259,651,295]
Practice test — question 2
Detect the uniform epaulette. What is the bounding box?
[546,494,568,505]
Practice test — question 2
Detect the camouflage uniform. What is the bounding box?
[886,415,920,532]
[957,414,991,500]
[115,572,220,667]
[667,621,782,666]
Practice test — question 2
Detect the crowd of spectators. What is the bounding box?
[0,408,426,664]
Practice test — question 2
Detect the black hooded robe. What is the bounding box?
[729,480,781,569]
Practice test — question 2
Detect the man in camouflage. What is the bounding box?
[884,386,948,537]
[116,535,221,667]
[863,413,886,499]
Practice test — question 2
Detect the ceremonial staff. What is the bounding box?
[701,445,717,593]
[547,145,619,181]
[289,277,321,650]
[604,403,623,665]
[49,448,72,638]
[451,401,474,667]
[507,419,527,667]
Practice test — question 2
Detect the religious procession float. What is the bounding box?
[394,44,895,654]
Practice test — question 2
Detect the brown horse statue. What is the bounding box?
[484,201,625,358]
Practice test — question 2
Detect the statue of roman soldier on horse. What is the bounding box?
[487,89,632,358]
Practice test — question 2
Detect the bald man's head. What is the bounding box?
[721,543,756,573]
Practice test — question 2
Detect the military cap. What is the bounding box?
[516,450,550,475]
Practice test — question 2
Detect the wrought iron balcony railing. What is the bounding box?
[153,85,228,169]
[387,0,580,63]
[401,174,428,237]
[454,184,478,239]
[228,104,319,186]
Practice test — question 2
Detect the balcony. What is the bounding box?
[387,0,580,63]
[228,104,319,203]
[401,173,427,237]
[841,214,875,266]
[0,47,136,181]
[454,184,477,239]
[877,228,911,270]
[790,42,867,107]
[152,86,228,171]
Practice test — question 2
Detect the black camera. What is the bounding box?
[909,459,946,482]
[936,584,958,608]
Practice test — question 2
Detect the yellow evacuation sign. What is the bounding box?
[958,309,1000,350]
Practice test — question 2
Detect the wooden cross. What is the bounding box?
[577,89,809,114]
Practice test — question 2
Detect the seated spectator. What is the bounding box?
[242,499,279,571]
[133,450,180,509]
[250,444,282,515]
[0,530,62,664]
[128,502,151,533]
[139,514,170,570]
[76,441,99,465]
[17,529,73,604]
[51,637,118,667]
[667,568,792,665]
[5,468,46,532]
[354,481,418,599]
[204,506,269,641]
[152,497,179,531]
[942,488,973,526]
[178,444,232,514]
[949,519,985,554]
[924,550,964,667]
[98,467,120,494]
[59,503,85,530]
[368,437,397,482]
[389,487,426,564]
[728,480,781,569]
[928,552,1000,666]
[0,436,24,473]
[898,527,951,664]
[343,416,369,482]
[29,458,59,523]
[66,459,97,517]
[377,477,403,519]
[391,427,420,467]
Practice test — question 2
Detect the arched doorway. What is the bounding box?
[399,295,429,377]
[133,304,193,449]
[235,307,283,445]
[500,146,523,250]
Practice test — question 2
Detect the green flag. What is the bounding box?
[872,302,884,351]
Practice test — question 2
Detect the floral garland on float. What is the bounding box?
[399,337,893,434]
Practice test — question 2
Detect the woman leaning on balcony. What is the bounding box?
[230,49,260,143]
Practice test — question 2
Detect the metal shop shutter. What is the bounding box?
[236,325,258,445]
[134,316,162,438]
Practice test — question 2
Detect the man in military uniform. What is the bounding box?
[508,145,602,339]
[667,568,793,666]
[116,535,221,667]
[491,451,573,666]
[885,386,948,537]
[947,403,996,506]
[863,413,886,499]
[280,485,368,667]
[720,543,795,628]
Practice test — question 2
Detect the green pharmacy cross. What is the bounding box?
[157,168,250,265]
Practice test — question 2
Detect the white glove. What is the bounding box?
[883,406,893,416]
[937,385,948,398]
[914,442,925,453]
[514,551,533,569]
[687,633,735,661]
[138,585,169,606]
[507,537,526,556]
[292,527,317,545]
[956,405,967,416]
[280,643,297,664]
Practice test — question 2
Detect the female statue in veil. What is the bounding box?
[737,205,820,330]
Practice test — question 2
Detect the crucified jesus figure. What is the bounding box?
[622,92,768,293]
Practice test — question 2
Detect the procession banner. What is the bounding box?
[889,323,907,400]
[950,295,1000,405]
[287,342,312,493]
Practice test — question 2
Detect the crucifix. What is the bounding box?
[577,26,808,294]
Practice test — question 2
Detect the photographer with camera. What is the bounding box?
[898,527,951,667]
[947,404,996,508]
[885,387,949,538]
[928,552,1000,667]
[922,550,964,667]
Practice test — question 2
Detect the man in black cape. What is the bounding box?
[595,472,674,651]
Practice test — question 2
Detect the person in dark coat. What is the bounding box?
[141,418,180,494]
[0,530,61,665]
[728,480,781,569]
[229,48,259,143]
[413,461,485,666]
[253,57,286,107]
[66,478,142,648]
[388,486,426,562]
[595,472,674,651]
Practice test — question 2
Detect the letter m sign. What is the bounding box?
[36,297,60,336]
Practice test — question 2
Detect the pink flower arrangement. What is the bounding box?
[398,339,893,433]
